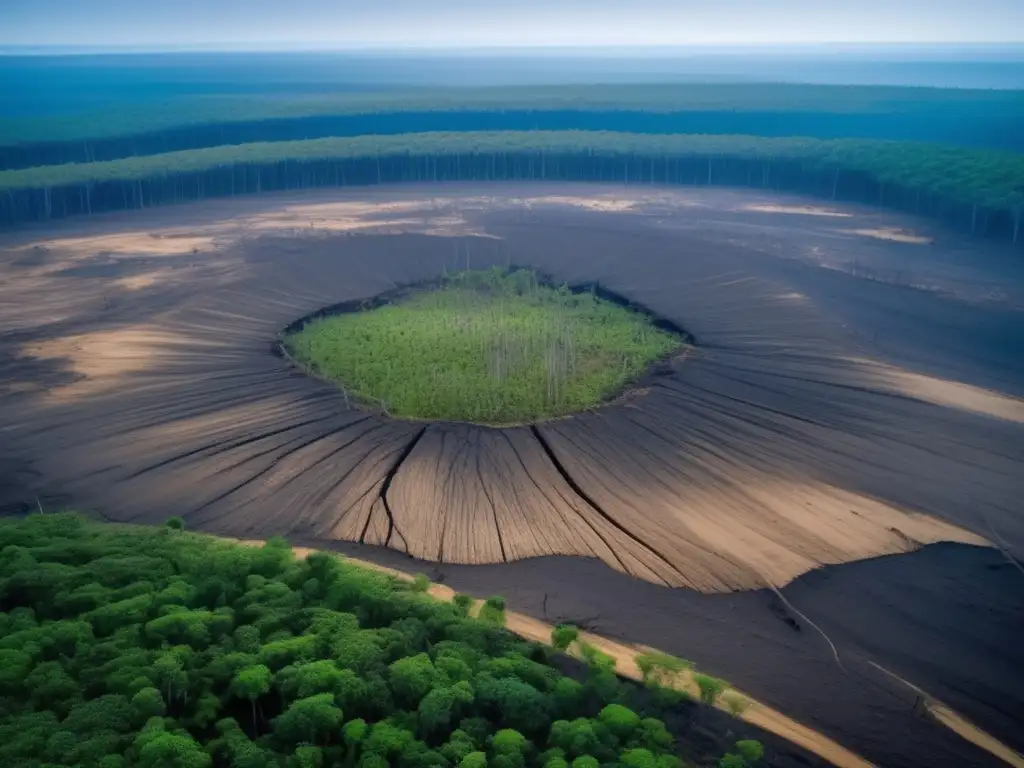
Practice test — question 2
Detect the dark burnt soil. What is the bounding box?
[314,538,1024,768]
[1,186,1022,768]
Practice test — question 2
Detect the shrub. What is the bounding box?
[634,652,691,685]
[577,642,616,675]
[164,517,185,531]
[550,625,579,652]
[452,594,474,617]
[735,740,764,763]
[722,692,750,717]
[693,674,727,706]
[478,596,507,626]
[411,574,431,593]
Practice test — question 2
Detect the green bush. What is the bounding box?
[635,652,692,685]
[722,692,750,717]
[478,595,508,626]
[411,574,432,593]
[453,594,475,617]
[735,739,764,763]
[693,674,728,707]
[577,642,616,675]
[550,625,579,652]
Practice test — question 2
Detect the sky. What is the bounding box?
[2,0,1024,49]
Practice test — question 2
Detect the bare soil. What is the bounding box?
[1,184,1022,768]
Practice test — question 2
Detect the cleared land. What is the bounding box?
[1,185,1022,768]
[284,268,683,424]
[3,131,1023,247]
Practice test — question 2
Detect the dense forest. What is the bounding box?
[2,131,1022,244]
[0,513,765,768]
[2,83,1023,169]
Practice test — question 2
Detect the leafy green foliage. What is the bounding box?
[273,693,343,746]
[0,513,705,767]
[550,625,579,653]
[286,269,682,424]
[635,653,692,686]
[693,675,728,707]
[577,643,616,675]
[452,594,474,617]
[478,595,509,626]
[734,740,764,763]
[721,693,750,718]
[597,704,640,740]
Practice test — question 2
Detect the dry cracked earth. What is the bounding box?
[1,184,1022,768]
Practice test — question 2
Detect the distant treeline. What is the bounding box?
[2,83,1023,169]
[2,132,1022,244]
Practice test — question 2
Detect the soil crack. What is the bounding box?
[376,425,427,547]
[529,424,687,583]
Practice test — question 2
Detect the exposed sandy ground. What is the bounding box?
[741,204,853,218]
[839,227,933,244]
[2,184,1022,767]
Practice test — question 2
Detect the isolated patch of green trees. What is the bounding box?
[0,514,762,767]
[284,267,682,424]
[1,131,1021,244]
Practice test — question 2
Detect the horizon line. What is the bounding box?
[3,41,1024,56]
